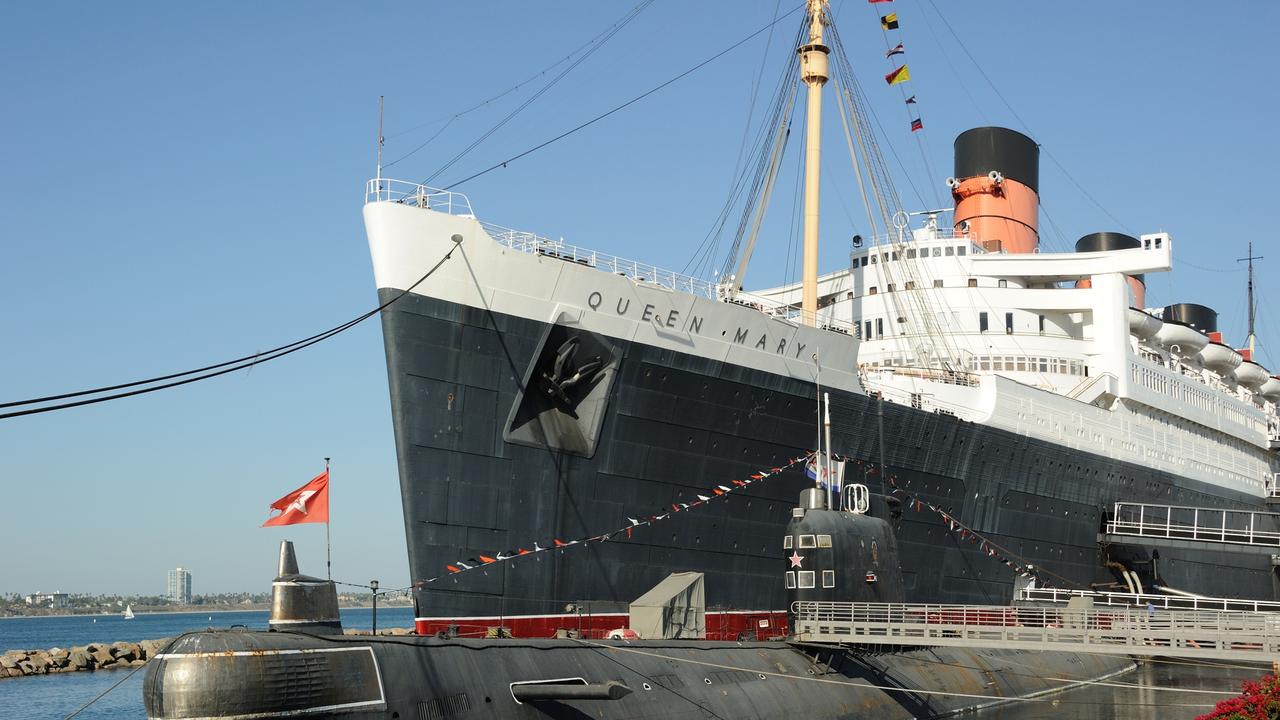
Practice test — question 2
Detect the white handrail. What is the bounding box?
[1106,501,1280,547]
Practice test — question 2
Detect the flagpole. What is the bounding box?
[324,457,331,581]
[812,353,824,498]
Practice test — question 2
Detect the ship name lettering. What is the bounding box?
[688,315,703,334]
[794,342,806,359]
[616,298,630,314]
[665,309,679,328]
[733,327,750,344]
[642,304,656,322]
[755,334,768,350]
[777,338,787,354]
[587,292,603,311]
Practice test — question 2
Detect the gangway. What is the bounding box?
[1104,502,1280,548]
[1017,587,1280,614]
[792,601,1280,662]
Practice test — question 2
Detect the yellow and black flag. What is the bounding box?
[881,13,899,30]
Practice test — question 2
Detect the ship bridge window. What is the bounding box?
[968,278,978,288]
[979,312,989,333]
[932,248,942,257]
[860,256,868,267]
[933,279,943,288]
[817,535,832,548]
[798,535,816,549]
[822,570,835,588]
[876,319,884,338]
[957,246,967,256]
[904,281,915,290]
[907,249,917,259]
[869,286,878,295]
[783,536,793,549]
[798,571,815,589]
[1005,313,1014,334]
[785,571,796,589]
[945,246,955,256]
[998,279,1008,288]
[886,284,895,292]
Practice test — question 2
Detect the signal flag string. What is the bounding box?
[415,452,816,587]
[830,451,1080,590]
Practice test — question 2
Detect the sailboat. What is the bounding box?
[123,604,135,620]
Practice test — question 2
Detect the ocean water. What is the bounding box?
[0,610,1258,719]
[0,607,413,719]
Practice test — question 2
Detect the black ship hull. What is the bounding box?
[380,288,1277,623]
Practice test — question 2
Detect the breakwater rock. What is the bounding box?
[0,638,170,678]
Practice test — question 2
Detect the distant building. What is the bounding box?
[167,567,192,604]
[24,592,70,608]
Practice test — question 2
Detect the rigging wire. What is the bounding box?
[383,7,648,146]
[0,244,460,420]
[421,0,656,184]
[923,0,1135,235]
[439,6,805,191]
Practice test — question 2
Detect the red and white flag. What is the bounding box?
[262,471,330,527]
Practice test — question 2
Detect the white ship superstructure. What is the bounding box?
[749,218,1276,497]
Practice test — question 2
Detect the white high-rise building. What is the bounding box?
[167,567,192,604]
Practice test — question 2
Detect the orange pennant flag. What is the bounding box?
[262,471,329,527]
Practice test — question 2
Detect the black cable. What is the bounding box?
[441,4,805,191]
[2,244,459,420]
[63,633,191,719]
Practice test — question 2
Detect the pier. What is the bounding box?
[791,601,1280,662]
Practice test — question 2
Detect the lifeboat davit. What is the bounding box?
[1128,308,1162,340]
[1233,360,1268,389]
[1198,342,1243,373]
[1155,322,1209,356]
[1261,376,1280,401]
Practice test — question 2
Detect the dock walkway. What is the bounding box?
[792,601,1280,662]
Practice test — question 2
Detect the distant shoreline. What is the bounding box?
[0,604,412,621]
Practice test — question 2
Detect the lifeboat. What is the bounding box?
[1127,308,1162,340]
[1154,321,1209,356]
[1233,360,1268,389]
[1261,376,1280,401]
[1198,342,1243,373]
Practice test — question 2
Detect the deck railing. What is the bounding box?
[1018,586,1280,614]
[1105,502,1280,547]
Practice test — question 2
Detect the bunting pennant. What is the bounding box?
[414,453,815,586]
[880,13,899,30]
[905,95,917,104]
[885,65,910,85]
[886,43,904,58]
[869,0,893,3]
[827,449,1057,589]
[910,118,924,132]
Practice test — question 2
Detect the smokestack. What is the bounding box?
[950,127,1040,253]
[1074,232,1148,308]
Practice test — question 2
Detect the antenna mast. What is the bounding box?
[376,96,385,182]
[1237,242,1264,354]
[799,0,829,327]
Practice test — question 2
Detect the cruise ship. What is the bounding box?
[363,1,1280,638]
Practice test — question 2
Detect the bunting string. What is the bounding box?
[413,452,816,588]
[830,451,1081,590]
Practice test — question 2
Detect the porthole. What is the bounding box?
[643,683,652,691]
[704,678,713,685]
[759,674,767,680]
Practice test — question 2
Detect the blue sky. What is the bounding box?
[2,1,1277,595]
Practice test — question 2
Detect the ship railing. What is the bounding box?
[477,221,720,298]
[365,178,474,217]
[1017,587,1280,614]
[1105,502,1280,547]
[1267,473,1280,499]
[790,600,1280,660]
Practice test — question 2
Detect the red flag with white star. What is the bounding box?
[262,471,330,526]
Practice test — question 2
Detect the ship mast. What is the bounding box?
[799,0,829,326]
[1238,242,1264,354]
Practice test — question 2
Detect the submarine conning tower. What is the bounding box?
[950,126,1040,254]
[268,540,342,634]
[784,488,904,618]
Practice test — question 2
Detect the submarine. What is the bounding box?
[143,483,1134,719]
